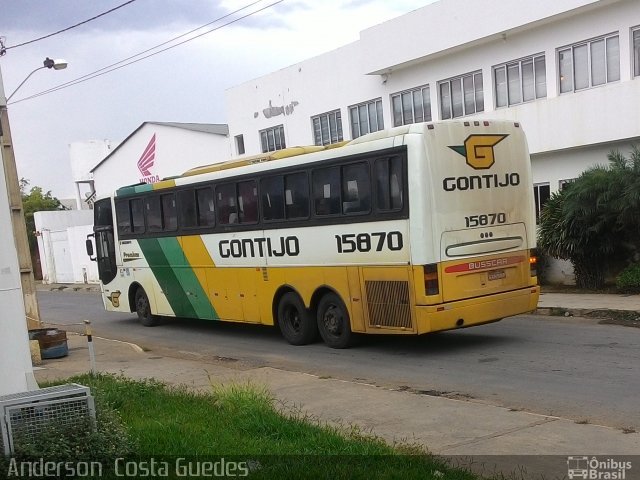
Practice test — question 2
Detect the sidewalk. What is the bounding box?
[538,291,639,313]
[33,333,640,480]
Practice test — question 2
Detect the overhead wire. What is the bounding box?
[9,0,283,105]
[3,0,138,51]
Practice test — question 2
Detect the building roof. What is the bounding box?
[90,121,229,172]
[147,122,229,135]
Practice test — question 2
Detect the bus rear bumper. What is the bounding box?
[415,286,540,334]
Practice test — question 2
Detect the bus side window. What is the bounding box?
[238,180,258,224]
[178,190,198,228]
[161,194,177,231]
[285,172,309,219]
[131,198,145,233]
[145,196,162,232]
[342,162,371,214]
[196,187,215,227]
[261,176,285,221]
[115,200,132,234]
[216,183,238,225]
[313,166,340,216]
[375,156,404,211]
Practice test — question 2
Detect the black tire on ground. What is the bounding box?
[316,292,353,349]
[277,292,318,345]
[135,287,160,327]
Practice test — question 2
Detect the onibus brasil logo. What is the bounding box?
[137,133,160,184]
[444,134,518,191]
[567,456,632,479]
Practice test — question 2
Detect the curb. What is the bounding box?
[535,307,639,318]
[37,284,101,293]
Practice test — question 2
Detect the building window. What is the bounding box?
[259,125,286,153]
[312,110,343,146]
[534,183,551,223]
[633,27,640,78]
[559,178,576,191]
[235,134,245,155]
[558,33,620,94]
[494,54,546,108]
[438,71,483,119]
[349,98,384,139]
[391,85,432,126]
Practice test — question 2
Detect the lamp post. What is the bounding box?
[0,57,67,395]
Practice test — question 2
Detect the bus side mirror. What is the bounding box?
[86,235,96,261]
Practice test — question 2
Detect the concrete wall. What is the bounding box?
[34,210,97,284]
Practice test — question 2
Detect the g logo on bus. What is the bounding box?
[107,291,121,308]
[449,134,508,170]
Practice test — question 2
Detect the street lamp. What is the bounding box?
[0,57,68,395]
[6,57,68,102]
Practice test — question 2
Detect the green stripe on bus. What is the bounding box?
[135,184,154,194]
[116,184,154,197]
[156,238,217,320]
[137,238,198,319]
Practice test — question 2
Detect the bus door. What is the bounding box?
[87,198,117,285]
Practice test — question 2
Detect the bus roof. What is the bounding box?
[114,120,521,197]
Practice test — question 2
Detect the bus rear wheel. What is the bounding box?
[317,293,353,349]
[135,287,159,327]
[277,292,318,345]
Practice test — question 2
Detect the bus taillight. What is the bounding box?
[424,264,439,295]
[529,249,538,277]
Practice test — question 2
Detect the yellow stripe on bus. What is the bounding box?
[179,235,216,285]
[152,179,176,190]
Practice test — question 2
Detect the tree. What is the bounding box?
[537,147,640,289]
[20,178,67,253]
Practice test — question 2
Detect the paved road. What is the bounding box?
[38,290,640,429]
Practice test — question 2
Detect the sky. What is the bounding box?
[0,0,433,199]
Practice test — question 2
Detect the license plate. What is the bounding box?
[488,269,506,281]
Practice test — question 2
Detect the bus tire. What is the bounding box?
[317,293,353,349]
[135,287,159,327]
[277,292,318,345]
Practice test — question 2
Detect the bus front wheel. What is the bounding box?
[135,287,159,327]
[317,293,353,349]
[277,292,318,345]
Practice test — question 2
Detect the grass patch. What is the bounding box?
[21,374,477,479]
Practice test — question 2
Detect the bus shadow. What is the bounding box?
[108,313,518,357]
[357,328,516,356]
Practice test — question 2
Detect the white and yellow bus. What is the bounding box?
[87,120,539,348]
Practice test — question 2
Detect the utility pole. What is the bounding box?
[0,70,41,330]
[0,65,37,394]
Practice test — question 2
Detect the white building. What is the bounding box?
[226,0,639,212]
[90,121,230,199]
[224,0,640,283]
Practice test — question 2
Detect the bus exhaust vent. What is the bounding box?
[365,280,412,329]
[0,384,96,456]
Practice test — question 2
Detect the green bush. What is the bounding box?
[616,263,640,293]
